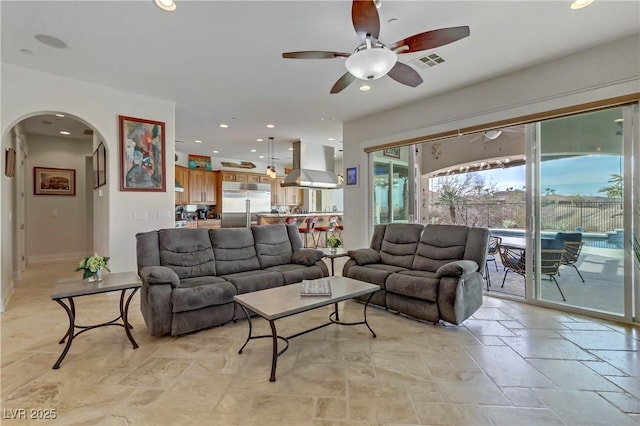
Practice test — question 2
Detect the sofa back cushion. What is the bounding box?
[252,224,293,268]
[209,228,261,275]
[412,225,469,272]
[158,228,217,279]
[136,230,161,272]
[380,223,424,268]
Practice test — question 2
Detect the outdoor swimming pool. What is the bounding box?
[490,229,624,249]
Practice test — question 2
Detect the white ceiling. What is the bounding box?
[2,1,639,168]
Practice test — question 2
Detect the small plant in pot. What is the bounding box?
[327,235,342,252]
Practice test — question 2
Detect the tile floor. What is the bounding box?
[1,261,639,425]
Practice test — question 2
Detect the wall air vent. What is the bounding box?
[83,129,93,135]
[410,53,446,70]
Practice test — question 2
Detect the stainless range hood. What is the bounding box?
[281,140,341,189]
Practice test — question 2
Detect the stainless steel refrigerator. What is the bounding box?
[221,182,271,227]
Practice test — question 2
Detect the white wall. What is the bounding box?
[25,134,93,262]
[1,64,175,308]
[342,34,640,249]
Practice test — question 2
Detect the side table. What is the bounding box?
[318,247,349,276]
[50,271,141,369]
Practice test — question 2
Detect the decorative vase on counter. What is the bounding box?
[86,268,103,283]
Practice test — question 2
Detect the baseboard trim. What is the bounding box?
[1,285,15,313]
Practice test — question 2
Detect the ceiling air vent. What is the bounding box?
[410,53,446,70]
[83,129,93,135]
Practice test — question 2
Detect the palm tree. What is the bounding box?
[598,174,623,198]
[438,186,464,224]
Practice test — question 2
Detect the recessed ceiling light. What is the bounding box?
[321,116,335,121]
[256,138,264,142]
[194,139,202,143]
[20,48,33,55]
[614,118,624,123]
[259,155,265,159]
[360,85,371,91]
[59,131,70,135]
[154,0,177,12]
[35,34,67,49]
[288,147,294,151]
[220,124,229,128]
[571,0,594,9]
[250,149,256,153]
[55,113,65,118]
[266,124,275,128]
[212,150,219,154]
[328,138,335,141]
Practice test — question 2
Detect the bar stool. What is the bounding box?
[284,217,297,226]
[298,216,318,248]
[314,215,339,247]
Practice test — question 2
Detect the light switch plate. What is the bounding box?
[158,210,171,219]
[133,210,148,220]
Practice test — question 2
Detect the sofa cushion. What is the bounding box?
[348,248,381,265]
[343,263,407,288]
[412,225,468,272]
[265,264,325,285]
[292,249,324,266]
[252,224,294,268]
[386,270,439,302]
[171,278,236,313]
[435,260,479,278]
[220,270,284,294]
[210,228,261,275]
[158,228,216,279]
[380,223,424,268]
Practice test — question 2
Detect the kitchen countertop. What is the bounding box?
[257,212,342,217]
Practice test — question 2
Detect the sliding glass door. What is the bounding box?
[532,106,635,318]
[372,147,413,225]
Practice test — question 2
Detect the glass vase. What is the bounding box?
[86,268,103,282]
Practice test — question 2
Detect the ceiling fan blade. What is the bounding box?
[387,62,423,87]
[389,26,470,53]
[352,0,380,41]
[330,72,356,94]
[282,51,350,59]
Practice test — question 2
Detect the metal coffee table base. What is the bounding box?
[238,293,376,382]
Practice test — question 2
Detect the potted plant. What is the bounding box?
[74,253,110,282]
[326,235,342,253]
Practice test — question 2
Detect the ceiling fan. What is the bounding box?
[282,0,470,94]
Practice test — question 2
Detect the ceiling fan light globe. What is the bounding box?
[484,129,502,140]
[345,47,397,81]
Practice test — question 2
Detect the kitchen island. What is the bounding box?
[257,213,343,248]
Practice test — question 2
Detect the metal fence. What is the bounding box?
[428,201,624,233]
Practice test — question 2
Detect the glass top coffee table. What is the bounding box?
[234,276,379,382]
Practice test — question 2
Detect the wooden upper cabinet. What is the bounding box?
[247,174,271,184]
[270,177,300,206]
[188,169,217,204]
[175,166,189,205]
[222,172,247,182]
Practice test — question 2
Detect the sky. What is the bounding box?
[443,155,623,196]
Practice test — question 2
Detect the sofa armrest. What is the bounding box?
[435,260,479,278]
[139,266,180,288]
[292,249,324,266]
[347,248,381,265]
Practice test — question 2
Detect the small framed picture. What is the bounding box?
[34,167,76,196]
[383,147,400,158]
[346,166,358,187]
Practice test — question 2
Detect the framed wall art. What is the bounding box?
[92,146,99,189]
[119,115,166,192]
[34,167,76,196]
[97,141,107,187]
[4,147,16,177]
[345,166,358,187]
[383,147,400,158]
[188,154,212,170]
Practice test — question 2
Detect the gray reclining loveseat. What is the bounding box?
[343,223,489,325]
[136,223,329,336]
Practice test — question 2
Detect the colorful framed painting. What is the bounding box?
[188,154,212,170]
[119,115,166,192]
[383,147,400,158]
[34,167,76,196]
[345,166,358,187]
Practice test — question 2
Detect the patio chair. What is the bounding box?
[498,244,526,288]
[484,235,502,291]
[555,232,585,282]
[540,239,567,301]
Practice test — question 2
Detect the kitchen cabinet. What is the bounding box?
[175,166,190,205]
[247,173,271,184]
[188,169,217,204]
[196,219,221,229]
[271,177,301,206]
[222,172,247,182]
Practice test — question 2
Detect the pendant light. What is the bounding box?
[266,137,277,178]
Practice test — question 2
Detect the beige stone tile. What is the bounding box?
[474,405,563,425]
[117,357,194,388]
[501,387,546,407]
[316,397,347,420]
[372,352,431,383]
[582,360,627,376]
[405,381,444,403]
[528,358,619,391]
[534,388,637,425]
[556,330,639,351]
[474,335,507,345]
[590,350,640,376]
[599,391,640,414]
[348,379,418,424]
[606,376,640,399]
[461,319,517,337]
[471,307,515,321]
[500,336,597,360]
[413,402,491,425]
[244,393,315,425]
[428,367,511,405]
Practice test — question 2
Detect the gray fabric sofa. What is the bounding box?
[136,223,329,336]
[342,223,489,325]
